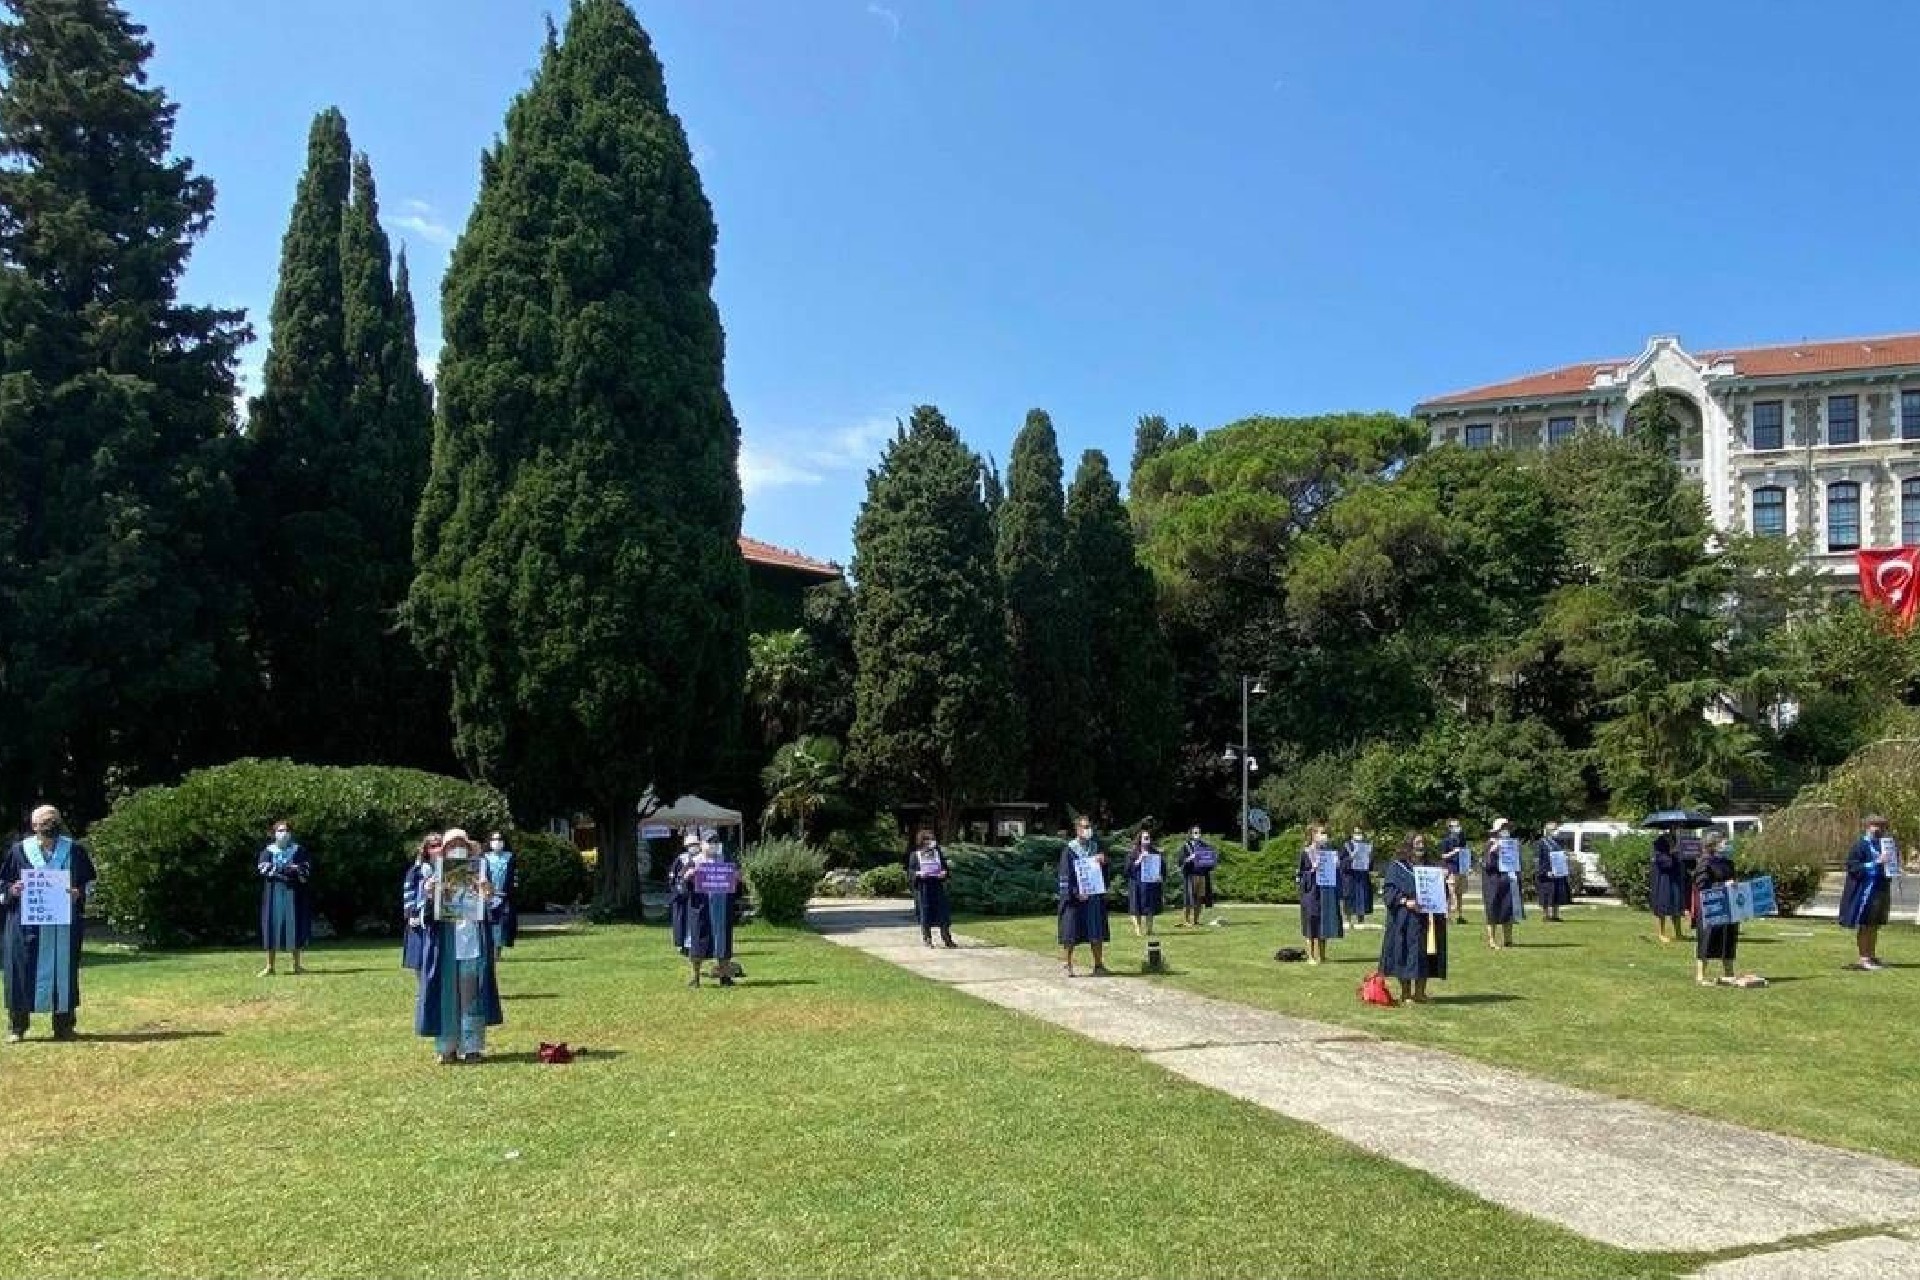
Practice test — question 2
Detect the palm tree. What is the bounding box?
[760,736,848,840]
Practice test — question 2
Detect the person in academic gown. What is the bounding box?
[257,819,313,976]
[1178,826,1215,927]
[908,828,956,948]
[2,805,97,1043]
[667,833,700,957]
[1057,816,1111,977]
[1440,818,1471,924]
[482,831,518,952]
[1838,814,1894,971]
[685,836,744,987]
[401,833,440,971]
[1125,827,1165,938]
[1692,831,1739,986]
[1379,833,1447,1002]
[1481,818,1520,950]
[1340,828,1375,929]
[1297,826,1343,964]
[1534,822,1572,923]
[1650,833,1688,943]
[413,828,503,1064]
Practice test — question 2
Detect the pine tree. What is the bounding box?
[995,410,1090,815]
[849,407,1023,837]
[1065,450,1179,823]
[0,0,252,816]
[410,0,746,914]
[1130,414,1173,486]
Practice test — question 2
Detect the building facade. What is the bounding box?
[1413,333,1920,574]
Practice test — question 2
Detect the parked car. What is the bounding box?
[1714,814,1764,845]
[1550,820,1632,894]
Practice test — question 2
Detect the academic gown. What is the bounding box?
[910,846,954,932]
[1534,838,1572,910]
[484,850,518,949]
[1838,836,1892,929]
[687,859,743,961]
[257,842,314,952]
[1340,841,1374,918]
[401,861,430,971]
[1481,846,1521,925]
[413,893,504,1040]
[1692,851,1740,961]
[667,852,696,954]
[1056,841,1110,946]
[1378,859,1447,981]
[1649,835,1687,918]
[1179,841,1215,910]
[1,837,97,1019]
[1126,844,1164,918]
[1440,833,1472,880]
[1297,849,1344,940]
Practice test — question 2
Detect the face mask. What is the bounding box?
[274,831,291,846]
[490,839,504,851]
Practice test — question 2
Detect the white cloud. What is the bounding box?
[392,198,455,249]
[740,443,824,497]
[739,413,895,497]
[866,2,900,40]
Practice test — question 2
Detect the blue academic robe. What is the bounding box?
[686,857,743,961]
[1692,852,1740,961]
[1534,837,1572,909]
[1126,843,1164,918]
[1440,832,1473,878]
[1378,859,1447,981]
[1179,841,1215,909]
[1838,835,1892,929]
[1340,840,1374,918]
[2,837,98,1018]
[401,861,430,970]
[1650,835,1687,917]
[1056,841,1110,946]
[414,895,504,1039]
[667,852,696,953]
[257,842,314,951]
[1297,849,1344,940]
[909,846,953,931]
[484,850,518,949]
[1481,846,1521,925]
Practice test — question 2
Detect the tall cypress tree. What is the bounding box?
[1065,450,1179,823]
[995,410,1090,815]
[244,112,443,767]
[410,0,746,914]
[0,0,251,817]
[850,407,1023,837]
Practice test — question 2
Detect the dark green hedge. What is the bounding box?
[512,829,594,911]
[1598,830,1821,916]
[91,759,513,947]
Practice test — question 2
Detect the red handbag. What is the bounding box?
[537,1041,580,1064]
[1359,971,1397,1006]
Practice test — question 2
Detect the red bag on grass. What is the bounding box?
[1358,971,1396,1006]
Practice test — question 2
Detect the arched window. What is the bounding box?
[1751,486,1787,537]
[1903,477,1920,547]
[1827,481,1861,552]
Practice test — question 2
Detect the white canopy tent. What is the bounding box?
[638,793,745,843]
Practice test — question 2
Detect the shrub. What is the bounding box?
[90,759,511,947]
[1732,843,1824,917]
[1597,833,1656,910]
[742,839,827,925]
[814,868,863,897]
[511,829,592,910]
[1210,830,1304,904]
[857,862,910,898]
[946,843,1060,915]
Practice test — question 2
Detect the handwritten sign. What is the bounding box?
[1882,837,1903,877]
[1548,850,1569,879]
[1348,841,1373,872]
[1136,853,1163,884]
[20,866,71,927]
[1677,835,1703,861]
[1412,866,1449,915]
[694,863,738,896]
[1746,875,1777,918]
[1314,852,1339,887]
[1496,839,1521,875]
[1073,856,1106,898]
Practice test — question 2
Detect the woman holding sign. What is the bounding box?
[1481,818,1521,950]
[1297,826,1344,964]
[1534,823,1572,924]
[1126,827,1165,937]
[414,829,503,1064]
[1178,827,1216,928]
[2,805,96,1043]
[1692,831,1740,986]
[1839,815,1894,972]
[1057,817,1111,977]
[256,820,313,977]
[909,828,956,949]
[685,836,744,987]
[1379,833,1448,1002]
[1341,828,1375,930]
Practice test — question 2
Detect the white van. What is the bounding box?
[1550,820,1632,894]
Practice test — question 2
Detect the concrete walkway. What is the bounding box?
[809,899,1920,1271]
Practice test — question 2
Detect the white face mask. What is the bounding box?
[274,831,291,846]
[490,839,504,851]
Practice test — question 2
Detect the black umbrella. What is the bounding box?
[1640,810,1715,831]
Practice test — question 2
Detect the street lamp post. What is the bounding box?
[1223,676,1266,846]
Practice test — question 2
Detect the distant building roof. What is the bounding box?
[738,535,842,580]
[1420,332,1920,410]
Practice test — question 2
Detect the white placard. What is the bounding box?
[1314,852,1339,887]
[1496,838,1521,875]
[1136,853,1163,884]
[917,853,944,877]
[1882,837,1903,877]
[21,866,71,927]
[1548,850,1569,879]
[1073,856,1106,897]
[1412,866,1449,914]
[1348,841,1373,872]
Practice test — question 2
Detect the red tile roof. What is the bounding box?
[1421,332,1920,409]
[738,535,842,579]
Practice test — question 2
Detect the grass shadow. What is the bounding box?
[1510,942,1583,949]
[296,966,385,976]
[78,1029,224,1043]
[460,1048,626,1066]
[498,956,583,965]
[1435,993,1524,1005]
[82,948,170,967]
[727,978,817,989]
[505,992,558,1001]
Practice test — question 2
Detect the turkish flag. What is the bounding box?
[1857,548,1920,630]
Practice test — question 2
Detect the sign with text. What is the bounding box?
[1072,856,1106,898]
[1548,850,1569,879]
[1190,843,1218,871]
[1412,866,1449,915]
[1700,876,1778,927]
[694,863,738,896]
[1348,841,1373,872]
[1314,852,1339,887]
[1496,839,1521,875]
[20,866,71,927]
[1136,853,1163,884]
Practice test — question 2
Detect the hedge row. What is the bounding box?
[1597,832,1822,915]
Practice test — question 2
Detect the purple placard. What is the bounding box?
[694,863,738,895]
[1192,843,1219,870]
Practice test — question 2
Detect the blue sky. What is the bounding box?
[141,0,1920,566]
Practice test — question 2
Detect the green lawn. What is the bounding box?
[963,900,1920,1167]
[0,923,1682,1280]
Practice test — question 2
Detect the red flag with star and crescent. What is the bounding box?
[1857,548,1920,630]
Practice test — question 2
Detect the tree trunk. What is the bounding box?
[933,787,961,845]
[592,797,645,920]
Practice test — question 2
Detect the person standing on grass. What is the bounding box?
[401,833,441,972]
[1441,817,1470,924]
[1058,816,1111,977]
[414,829,503,1064]
[908,828,956,949]
[1839,814,1894,972]
[1534,822,1571,924]
[1379,833,1446,1003]
[1481,818,1520,950]
[668,833,700,958]
[2,805,96,1043]
[1341,827,1375,930]
[1178,826,1214,928]
[257,820,313,977]
[1297,826,1343,965]
[685,834,743,987]
[483,832,517,953]
[1691,831,1739,986]
[1126,826,1165,938]
[1650,832,1688,943]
